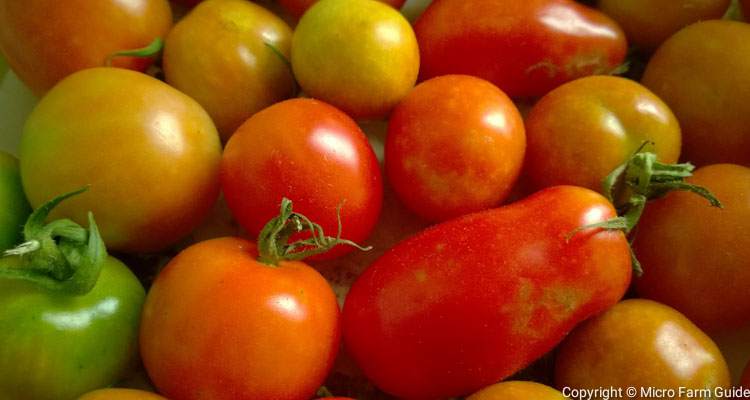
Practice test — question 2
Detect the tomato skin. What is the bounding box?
[386,75,525,222]
[642,20,750,166]
[221,98,382,259]
[140,237,341,400]
[342,186,631,399]
[0,256,145,400]
[634,164,750,332]
[597,0,729,52]
[555,299,730,397]
[467,381,565,400]
[279,0,405,18]
[414,0,627,99]
[525,76,681,191]
[164,0,295,141]
[0,151,30,251]
[77,388,167,400]
[20,68,222,254]
[0,0,172,95]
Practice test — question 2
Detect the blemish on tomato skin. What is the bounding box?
[414,269,428,283]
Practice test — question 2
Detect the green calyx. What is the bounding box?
[1,187,106,296]
[104,37,164,67]
[257,198,371,265]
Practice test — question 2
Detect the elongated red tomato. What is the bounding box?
[343,186,632,399]
[414,0,627,98]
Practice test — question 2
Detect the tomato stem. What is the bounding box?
[0,187,106,295]
[264,42,300,97]
[257,198,371,265]
[104,37,164,67]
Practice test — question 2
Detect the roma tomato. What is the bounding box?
[414,0,627,99]
[278,0,405,18]
[634,164,750,332]
[291,0,419,119]
[343,186,632,399]
[0,0,172,95]
[597,0,729,52]
[221,98,382,260]
[555,299,730,398]
[20,68,222,253]
[385,75,525,222]
[164,0,296,141]
[77,389,166,400]
[140,233,341,400]
[525,76,681,191]
[0,150,31,251]
[642,20,750,166]
[467,381,565,400]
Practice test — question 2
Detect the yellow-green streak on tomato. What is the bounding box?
[0,151,31,251]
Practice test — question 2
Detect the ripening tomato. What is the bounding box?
[221,98,382,260]
[467,381,565,400]
[140,236,341,400]
[278,0,405,18]
[634,164,750,332]
[0,0,172,95]
[164,0,296,141]
[555,299,730,398]
[415,0,627,99]
[597,0,729,52]
[386,75,525,222]
[343,185,631,399]
[291,0,419,119]
[77,388,167,400]
[642,20,750,166]
[20,68,222,253]
[525,76,681,191]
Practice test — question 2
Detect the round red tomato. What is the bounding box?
[386,75,525,222]
[0,0,172,94]
[221,98,382,259]
[279,0,405,18]
[140,236,341,400]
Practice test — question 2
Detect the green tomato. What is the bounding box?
[0,52,7,80]
[0,256,145,400]
[0,151,31,251]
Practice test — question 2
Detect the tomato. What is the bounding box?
[291,0,419,119]
[525,76,681,191]
[278,0,406,18]
[633,164,750,332]
[741,359,750,387]
[743,0,750,18]
[221,98,382,260]
[414,0,627,99]
[555,299,730,398]
[642,20,750,166]
[0,51,7,80]
[140,235,341,400]
[164,0,296,141]
[467,381,564,400]
[597,0,729,52]
[0,0,172,95]
[0,151,30,251]
[20,67,222,254]
[77,389,166,400]
[342,185,631,399]
[385,75,525,222]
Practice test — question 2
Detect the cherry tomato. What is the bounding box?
[0,151,30,251]
[77,388,166,400]
[20,68,222,253]
[642,20,750,166]
[385,75,525,222]
[634,164,750,332]
[164,0,295,141]
[525,76,681,191]
[0,0,172,95]
[279,0,405,18]
[414,0,627,99]
[221,98,382,260]
[291,0,419,119]
[597,0,729,52]
[555,299,730,398]
[467,381,565,400]
[140,236,340,400]
[343,186,631,399]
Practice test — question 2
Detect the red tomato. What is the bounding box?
[279,0,405,18]
[0,0,172,95]
[386,75,525,222]
[343,186,632,399]
[221,98,383,259]
[140,237,341,400]
[414,0,627,99]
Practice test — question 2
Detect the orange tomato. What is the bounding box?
[278,0,405,18]
[467,381,564,400]
[77,388,167,400]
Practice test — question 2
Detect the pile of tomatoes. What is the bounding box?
[0,0,749,399]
